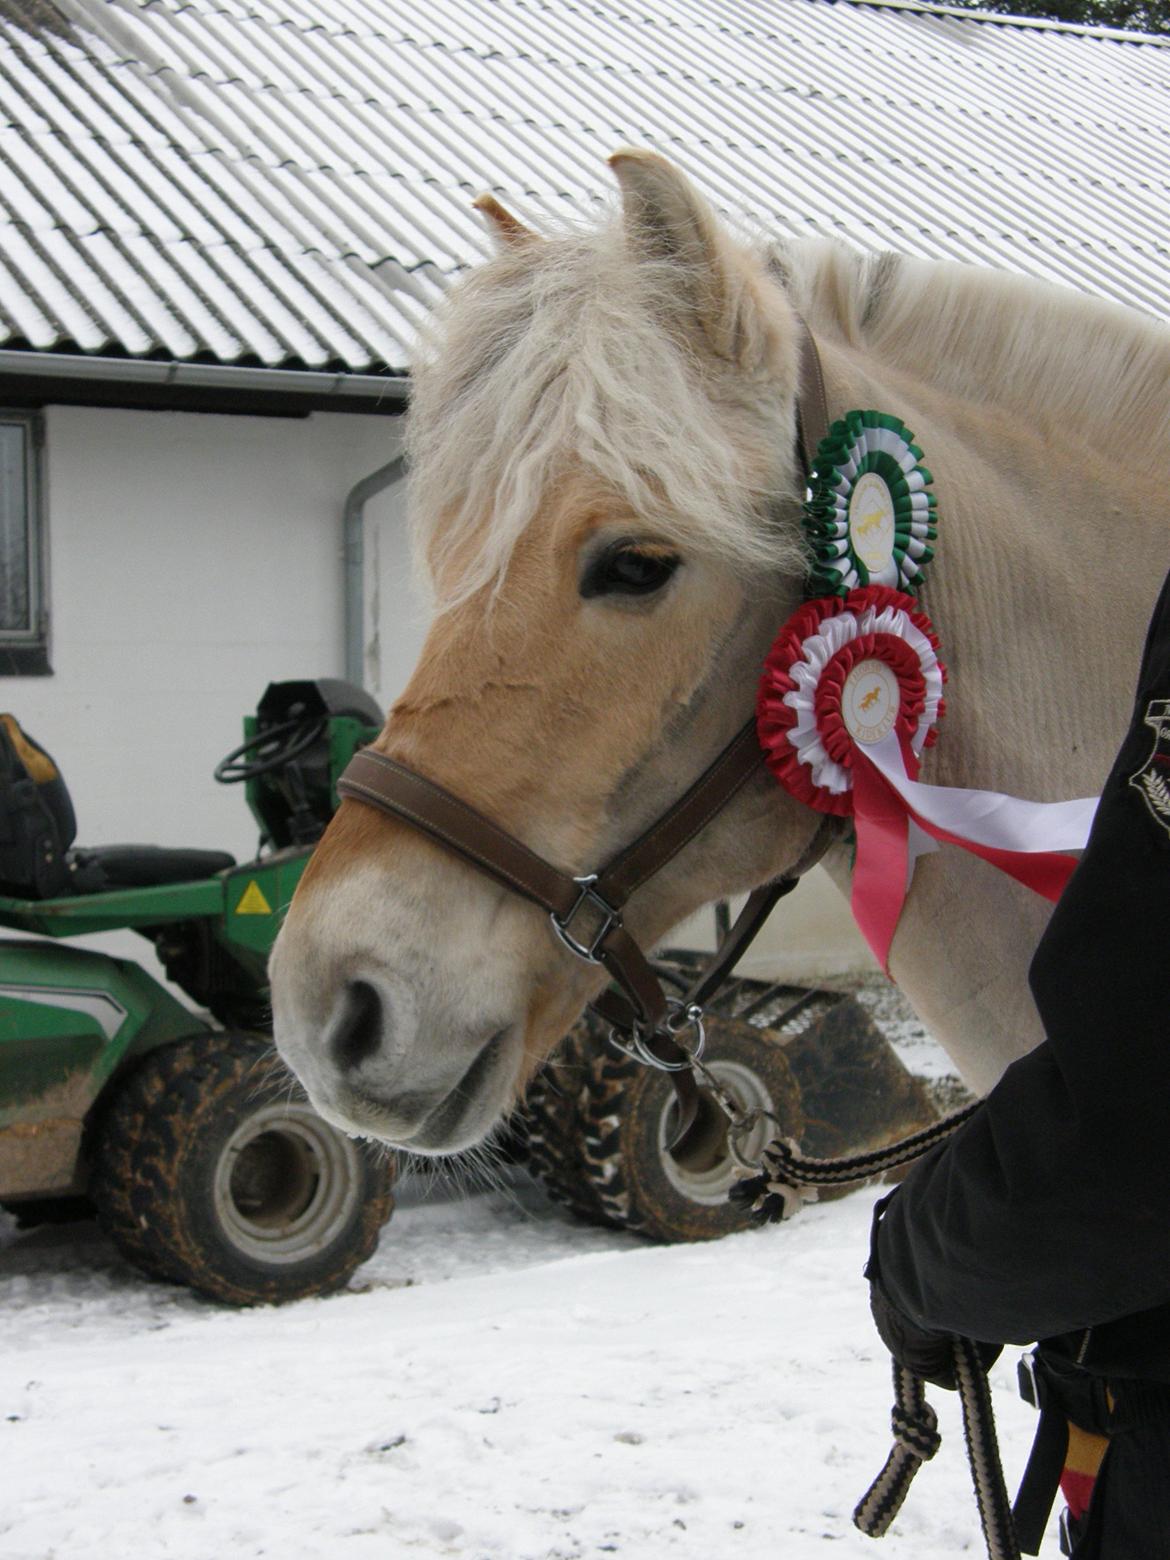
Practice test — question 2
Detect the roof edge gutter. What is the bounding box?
[0,350,411,404]
[851,0,1170,44]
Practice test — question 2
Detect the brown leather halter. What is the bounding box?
[336,322,835,1132]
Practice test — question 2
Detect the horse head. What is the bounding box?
[270,153,834,1152]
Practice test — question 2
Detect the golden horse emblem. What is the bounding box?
[854,507,890,538]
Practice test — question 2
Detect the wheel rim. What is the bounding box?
[657,1058,777,1207]
[213,1103,364,1266]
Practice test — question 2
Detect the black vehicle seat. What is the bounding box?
[0,714,234,899]
[0,714,77,897]
[67,845,236,893]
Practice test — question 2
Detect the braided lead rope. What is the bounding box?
[723,1098,1018,1559]
[854,1344,1020,1560]
[729,1100,981,1223]
[953,1337,1021,1560]
[854,1361,941,1537]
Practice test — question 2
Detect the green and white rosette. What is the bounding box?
[803,410,937,597]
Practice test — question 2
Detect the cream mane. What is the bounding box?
[778,237,1170,459]
[407,202,1170,609]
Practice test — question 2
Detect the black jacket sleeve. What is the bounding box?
[875,568,1170,1369]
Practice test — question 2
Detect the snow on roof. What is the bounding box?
[0,0,1167,378]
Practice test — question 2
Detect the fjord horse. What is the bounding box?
[270,151,1169,1154]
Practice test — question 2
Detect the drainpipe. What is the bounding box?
[343,454,406,689]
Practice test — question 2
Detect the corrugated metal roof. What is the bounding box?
[0,0,1166,378]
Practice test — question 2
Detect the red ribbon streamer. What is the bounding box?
[850,753,913,976]
[850,745,1081,973]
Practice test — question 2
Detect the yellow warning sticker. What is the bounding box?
[234,880,272,916]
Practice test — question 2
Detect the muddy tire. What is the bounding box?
[89,1031,395,1305]
[521,1020,618,1228]
[577,1015,805,1242]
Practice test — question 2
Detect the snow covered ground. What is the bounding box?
[2,996,1045,1560]
[2,1190,1043,1559]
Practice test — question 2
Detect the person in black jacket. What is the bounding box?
[868,565,1170,1558]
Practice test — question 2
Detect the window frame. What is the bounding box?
[0,408,49,676]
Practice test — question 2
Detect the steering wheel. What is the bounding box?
[214,715,328,784]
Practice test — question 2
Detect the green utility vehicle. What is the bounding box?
[0,681,395,1305]
[0,681,938,1306]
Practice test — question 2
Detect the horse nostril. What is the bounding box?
[331,979,383,1071]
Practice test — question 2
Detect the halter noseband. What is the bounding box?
[336,322,833,1128]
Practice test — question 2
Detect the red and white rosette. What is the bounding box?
[757,586,1098,972]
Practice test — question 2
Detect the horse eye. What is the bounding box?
[580,543,681,600]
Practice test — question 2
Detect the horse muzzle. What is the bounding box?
[270,931,527,1152]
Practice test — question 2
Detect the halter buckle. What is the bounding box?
[550,874,621,965]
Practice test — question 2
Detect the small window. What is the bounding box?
[0,411,48,675]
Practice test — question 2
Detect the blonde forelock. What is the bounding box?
[405,214,801,609]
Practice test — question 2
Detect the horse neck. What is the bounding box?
[810,335,1166,1092]
[815,335,1161,794]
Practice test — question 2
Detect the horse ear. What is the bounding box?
[608,149,782,372]
[473,193,539,249]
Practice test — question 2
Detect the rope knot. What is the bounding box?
[729,1141,817,1224]
[854,1363,946,1541]
[891,1402,941,1462]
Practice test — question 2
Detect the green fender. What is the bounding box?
[0,940,210,1198]
[0,848,313,1198]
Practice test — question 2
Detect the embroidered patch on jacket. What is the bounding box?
[1129,697,1170,837]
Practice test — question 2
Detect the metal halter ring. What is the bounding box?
[607,1000,706,1072]
[663,1000,706,1054]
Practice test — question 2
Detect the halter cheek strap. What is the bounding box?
[337,718,778,1040]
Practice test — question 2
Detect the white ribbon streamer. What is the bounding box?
[865,732,1099,855]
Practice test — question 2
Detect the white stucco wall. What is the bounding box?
[0,398,871,984]
[5,403,406,862]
